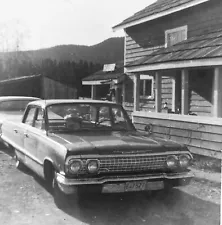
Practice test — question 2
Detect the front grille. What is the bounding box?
[98,155,167,174]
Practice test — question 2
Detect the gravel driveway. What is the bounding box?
[0,148,220,225]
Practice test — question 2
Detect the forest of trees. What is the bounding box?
[0,37,124,97]
[0,56,102,97]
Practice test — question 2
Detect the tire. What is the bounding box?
[44,162,54,190]
[52,176,75,209]
[43,163,73,208]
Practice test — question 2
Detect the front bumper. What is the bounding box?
[56,171,194,195]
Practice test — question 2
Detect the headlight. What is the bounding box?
[87,160,99,173]
[179,154,191,169]
[68,159,82,174]
[166,155,178,169]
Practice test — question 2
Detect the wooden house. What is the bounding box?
[0,74,77,99]
[113,0,222,159]
[82,62,126,103]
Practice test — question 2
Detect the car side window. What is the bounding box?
[34,108,44,130]
[98,106,111,127]
[112,107,125,123]
[111,107,129,130]
[24,107,36,126]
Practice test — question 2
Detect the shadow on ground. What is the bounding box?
[32,166,220,225]
[0,144,14,157]
[58,189,219,225]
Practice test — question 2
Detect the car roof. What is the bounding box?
[0,96,39,101]
[28,99,119,108]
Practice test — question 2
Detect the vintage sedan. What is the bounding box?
[0,96,39,145]
[0,96,39,123]
[0,99,193,202]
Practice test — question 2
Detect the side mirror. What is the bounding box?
[144,124,153,134]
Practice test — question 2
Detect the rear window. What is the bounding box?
[0,100,36,111]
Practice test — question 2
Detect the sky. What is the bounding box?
[0,0,156,51]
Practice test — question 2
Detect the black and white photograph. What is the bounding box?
[0,0,221,224]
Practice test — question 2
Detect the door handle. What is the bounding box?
[24,133,29,138]
[14,129,18,133]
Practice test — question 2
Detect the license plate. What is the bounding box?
[125,181,146,192]
[146,181,164,190]
[102,183,125,193]
[125,181,164,192]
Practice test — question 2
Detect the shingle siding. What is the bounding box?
[125,0,222,64]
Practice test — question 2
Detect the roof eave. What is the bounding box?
[112,0,209,32]
[125,57,222,72]
[82,74,126,85]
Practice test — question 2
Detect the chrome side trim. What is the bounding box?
[56,171,194,186]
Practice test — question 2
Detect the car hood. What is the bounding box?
[49,131,184,155]
[0,111,24,123]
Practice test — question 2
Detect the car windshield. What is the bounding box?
[46,103,135,132]
[0,99,36,112]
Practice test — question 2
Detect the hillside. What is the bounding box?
[1,37,124,65]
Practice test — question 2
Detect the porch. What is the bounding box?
[124,30,222,159]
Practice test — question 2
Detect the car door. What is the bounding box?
[23,106,39,169]
[23,107,47,177]
[2,119,27,152]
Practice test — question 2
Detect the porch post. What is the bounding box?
[133,74,140,111]
[181,69,189,115]
[122,82,126,103]
[212,67,222,117]
[171,77,176,112]
[91,85,96,100]
[115,86,120,104]
[155,72,162,112]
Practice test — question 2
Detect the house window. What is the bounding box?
[140,75,154,99]
[165,25,188,47]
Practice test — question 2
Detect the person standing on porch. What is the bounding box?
[106,88,115,102]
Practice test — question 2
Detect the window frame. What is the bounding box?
[33,107,45,130]
[140,75,154,100]
[22,106,38,126]
[165,25,188,48]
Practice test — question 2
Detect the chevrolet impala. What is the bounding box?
[0,99,193,204]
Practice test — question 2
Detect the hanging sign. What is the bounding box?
[103,64,116,72]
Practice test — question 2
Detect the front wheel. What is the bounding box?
[52,174,77,209]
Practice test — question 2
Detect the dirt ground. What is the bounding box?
[0,148,220,225]
[191,154,221,173]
